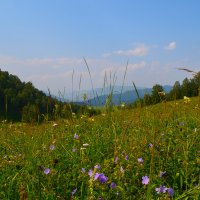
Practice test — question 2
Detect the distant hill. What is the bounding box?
[74,85,172,106]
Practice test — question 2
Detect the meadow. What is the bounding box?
[0,97,200,199]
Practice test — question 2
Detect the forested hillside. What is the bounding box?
[0,69,55,121]
[0,70,100,122]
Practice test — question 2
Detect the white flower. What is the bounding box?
[52,123,58,127]
[83,143,90,147]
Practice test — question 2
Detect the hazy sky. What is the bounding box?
[0,0,200,94]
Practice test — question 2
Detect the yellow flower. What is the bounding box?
[184,96,191,103]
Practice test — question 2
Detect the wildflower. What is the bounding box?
[72,148,76,152]
[114,157,118,164]
[142,176,149,185]
[71,188,77,196]
[94,173,100,181]
[138,157,144,164]
[159,171,166,177]
[50,145,55,150]
[81,168,86,173]
[155,185,167,194]
[149,143,153,148]
[184,96,191,103]
[120,166,124,173]
[110,182,116,189]
[94,164,100,170]
[125,155,129,160]
[168,187,174,197]
[83,143,89,147]
[98,173,108,183]
[74,133,79,139]
[52,123,58,127]
[44,168,50,175]
[121,102,125,107]
[88,169,93,177]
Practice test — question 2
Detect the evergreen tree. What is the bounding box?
[151,84,164,104]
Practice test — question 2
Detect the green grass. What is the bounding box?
[0,97,200,199]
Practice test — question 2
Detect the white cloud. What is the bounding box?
[165,41,176,50]
[103,44,149,57]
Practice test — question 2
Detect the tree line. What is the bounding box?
[139,71,200,106]
[0,69,99,122]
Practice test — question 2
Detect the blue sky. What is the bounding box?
[0,0,200,95]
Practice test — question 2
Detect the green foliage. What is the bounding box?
[0,97,199,199]
[0,70,100,122]
[151,84,164,104]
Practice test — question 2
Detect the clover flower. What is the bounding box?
[142,176,149,185]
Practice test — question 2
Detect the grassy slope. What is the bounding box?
[0,97,200,199]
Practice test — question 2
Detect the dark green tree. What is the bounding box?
[151,84,164,104]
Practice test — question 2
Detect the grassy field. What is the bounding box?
[0,97,200,199]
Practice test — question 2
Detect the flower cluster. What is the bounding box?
[155,185,174,197]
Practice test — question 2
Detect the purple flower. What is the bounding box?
[94,164,100,170]
[138,157,144,164]
[94,173,100,181]
[98,173,108,184]
[142,176,149,185]
[149,143,153,148]
[168,187,174,197]
[50,145,55,150]
[114,157,118,164]
[44,168,50,175]
[159,171,166,177]
[155,185,167,194]
[125,155,129,160]
[110,182,116,189]
[88,169,93,177]
[81,168,86,173]
[71,188,77,195]
[74,133,79,139]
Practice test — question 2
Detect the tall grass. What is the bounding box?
[0,96,199,199]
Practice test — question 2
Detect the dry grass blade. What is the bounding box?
[177,68,197,75]
[83,57,96,104]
